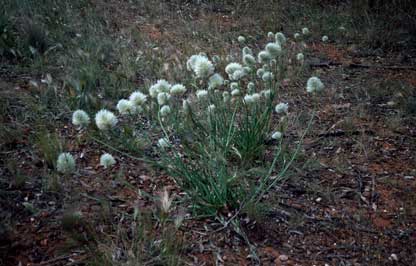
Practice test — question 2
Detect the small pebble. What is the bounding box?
[404,175,414,180]
[279,255,288,261]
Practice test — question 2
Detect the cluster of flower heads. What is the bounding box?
[56,151,116,175]
[67,29,324,157]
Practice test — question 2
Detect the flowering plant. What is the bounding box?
[70,30,324,216]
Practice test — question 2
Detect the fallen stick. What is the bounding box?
[309,61,343,68]
[348,63,416,70]
[310,62,416,71]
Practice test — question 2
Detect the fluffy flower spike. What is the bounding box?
[306,77,324,93]
[72,110,90,128]
[189,56,214,79]
[275,102,289,114]
[100,153,116,169]
[159,105,171,116]
[266,42,282,58]
[272,131,282,140]
[95,109,118,130]
[57,153,76,174]
[208,74,224,89]
[296,53,304,62]
[258,51,271,63]
[129,91,147,106]
[117,99,136,115]
[275,32,286,45]
[170,84,187,95]
[196,90,208,100]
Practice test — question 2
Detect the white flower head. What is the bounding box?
[193,57,214,79]
[57,153,76,174]
[72,110,90,128]
[196,90,208,100]
[95,109,117,130]
[242,46,253,56]
[100,153,116,169]
[159,105,171,116]
[256,68,265,78]
[243,54,256,65]
[231,69,246,81]
[222,91,230,102]
[271,131,282,140]
[187,54,206,71]
[170,84,187,95]
[230,82,239,90]
[129,91,147,106]
[158,138,169,148]
[302,27,310,35]
[149,79,171,98]
[155,79,171,93]
[252,93,261,102]
[294,33,301,40]
[244,94,255,104]
[322,35,329,42]
[157,92,170,105]
[258,50,272,63]
[266,42,282,58]
[247,82,255,92]
[275,32,287,45]
[275,102,289,114]
[207,104,216,113]
[237,35,246,43]
[225,62,244,80]
[208,73,224,89]
[262,71,274,82]
[267,32,275,39]
[262,89,272,99]
[117,99,136,115]
[306,76,324,93]
[231,89,240,97]
[149,85,159,98]
[296,53,304,62]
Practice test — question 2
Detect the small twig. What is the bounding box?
[310,61,416,71]
[317,129,375,138]
[32,252,84,266]
[309,61,343,68]
[348,63,416,71]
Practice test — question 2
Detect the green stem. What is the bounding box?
[91,136,154,164]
